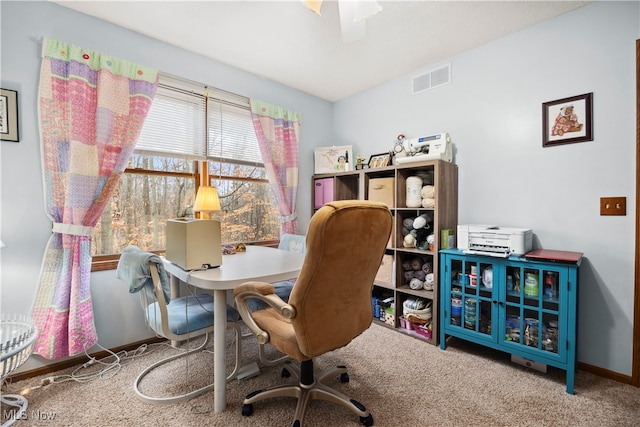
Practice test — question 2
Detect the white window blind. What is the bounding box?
[207,90,263,166]
[135,77,207,159]
[135,75,262,165]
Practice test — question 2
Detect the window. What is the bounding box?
[92,154,197,258]
[206,92,280,243]
[91,75,280,267]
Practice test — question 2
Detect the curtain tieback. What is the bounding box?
[280,213,297,223]
[52,223,95,237]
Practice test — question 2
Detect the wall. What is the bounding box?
[0,1,331,371]
[334,1,639,376]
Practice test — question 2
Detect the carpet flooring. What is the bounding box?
[2,323,639,426]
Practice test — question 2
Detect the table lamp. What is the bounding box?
[194,185,221,219]
[165,186,222,270]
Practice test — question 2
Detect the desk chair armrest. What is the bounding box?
[233,281,296,345]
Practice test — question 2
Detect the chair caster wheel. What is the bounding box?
[241,403,254,417]
[360,414,374,426]
[281,368,291,377]
[340,372,349,383]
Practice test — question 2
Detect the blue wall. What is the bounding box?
[333,1,639,376]
[0,1,331,370]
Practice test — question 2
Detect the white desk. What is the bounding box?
[163,245,305,412]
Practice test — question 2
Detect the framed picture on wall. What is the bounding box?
[314,145,352,174]
[0,88,19,142]
[542,92,593,147]
[368,152,391,168]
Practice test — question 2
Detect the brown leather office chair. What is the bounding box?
[233,200,393,426]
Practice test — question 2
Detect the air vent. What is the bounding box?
[412,63,451,94]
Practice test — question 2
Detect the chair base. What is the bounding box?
[134,325,241,405]
[241,359,373,427]
[1,394,28,427]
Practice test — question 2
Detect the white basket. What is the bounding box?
[1,314,38,379]
[403,301,432,324]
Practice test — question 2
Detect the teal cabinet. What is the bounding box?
[439,249,581,394]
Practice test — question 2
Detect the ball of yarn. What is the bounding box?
[222,244,236,255]
[413,270,426,281]
[421,198,435,208]
[410,257,424,271]
[403,217,415,229]
[406,177,423,208]
[413,215,427,229]
[409,278,424,290]
[421,185,435,199]
[417,240,430,251]
[403,234,416,248]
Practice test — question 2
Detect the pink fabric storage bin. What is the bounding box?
[314,178,334,208]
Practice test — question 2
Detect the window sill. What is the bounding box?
[91,241,280,272]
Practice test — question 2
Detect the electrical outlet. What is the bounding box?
[600,197,626,216]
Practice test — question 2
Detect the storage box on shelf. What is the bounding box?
[311,171,359,211]
[312,159,458,345]
[439,249,581,393]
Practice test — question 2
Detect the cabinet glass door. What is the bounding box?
[502,263,565,360]
[448,256,495,340]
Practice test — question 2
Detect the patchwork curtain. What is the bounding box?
[33,39,158,359]
[250,100,301,234]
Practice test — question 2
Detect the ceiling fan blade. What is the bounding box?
[353,0,382,22]
[338,1,366,43]
[302,0,324,16]
[303,0,382,42]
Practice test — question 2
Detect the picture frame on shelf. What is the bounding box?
[542,92,592,147]
[354,155,369,170]
[368,152,391,168]
[314,145,352,174]
[0,88,19,142]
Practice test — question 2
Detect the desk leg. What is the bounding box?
[214,289,227,412]
[169,274,180,300]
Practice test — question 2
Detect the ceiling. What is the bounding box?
[53,1,591,102]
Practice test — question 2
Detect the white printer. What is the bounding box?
[457,224,533,257]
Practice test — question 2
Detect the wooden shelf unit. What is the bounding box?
[312,160,458,345]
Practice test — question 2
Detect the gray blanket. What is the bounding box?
[117,245,170,303]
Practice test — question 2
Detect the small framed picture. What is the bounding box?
[314,145,353,174]
[368,152,391,168]
[542,92,592,147]
[0,88,19,142]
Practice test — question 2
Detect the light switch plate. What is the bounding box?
[600,197,626,216]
